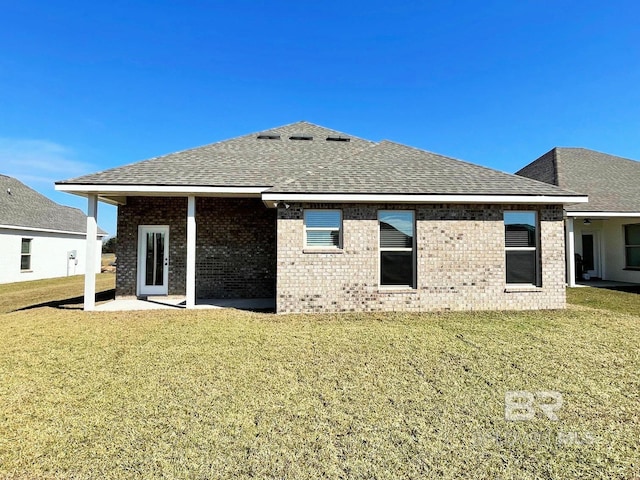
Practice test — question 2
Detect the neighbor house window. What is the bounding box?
[304,210,342,248]
[504,211,538,285]
[379,210,415,287]
[624,224,640,268]
[21,238,32,271]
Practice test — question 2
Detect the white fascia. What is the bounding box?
[0,224,107,237]
[261,193,589,205]
[55,184,271,196]
[566,211,640,218]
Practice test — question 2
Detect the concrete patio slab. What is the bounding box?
[95,297,275,312]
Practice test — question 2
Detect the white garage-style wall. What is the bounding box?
[0,228,102,284]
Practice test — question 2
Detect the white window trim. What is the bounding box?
[624,223,640,269]
[504,210,540,286]
[303,209,343,249]
[21,238,32,272]
[378,210,416,289]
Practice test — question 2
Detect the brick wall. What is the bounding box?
[276,203,566,313]
[116,197,276,298]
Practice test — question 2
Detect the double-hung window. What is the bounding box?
[21,238,32,271]
[504,211,538,285]
[379,210,415,287]
[624,224,640,269]
[304,210,342,248]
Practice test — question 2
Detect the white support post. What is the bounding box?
[186,196,196,308]
[84,194,98,311]
[566,217,576,287]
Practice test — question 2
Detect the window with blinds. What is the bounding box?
[379,211,415,287]
[504,211,538,285]
[624,223,640,268]
[304,210,342,248]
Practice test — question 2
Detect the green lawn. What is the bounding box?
[0,279,638,479]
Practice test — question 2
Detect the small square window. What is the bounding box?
[304,210,342,248]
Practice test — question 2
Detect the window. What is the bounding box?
[304,210,342,248]
[379,210,415,287]
[624,224,640,269]
[21,238,32,271]
[504,211,538,285]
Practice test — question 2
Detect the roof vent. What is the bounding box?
[257,134,281,140]
[289,135,313,141]
[326,136,350,142]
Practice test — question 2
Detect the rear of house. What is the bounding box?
[56,122,587,312]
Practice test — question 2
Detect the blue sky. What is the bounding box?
[1,1,639,236]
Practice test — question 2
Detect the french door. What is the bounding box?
[138,226,169,295]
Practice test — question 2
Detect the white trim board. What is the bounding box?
[56,184,270,195]
[566,211,640,218]
[263,193,588,205]
[0,224,107,237]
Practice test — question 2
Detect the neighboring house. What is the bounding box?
[517,148,640,286]
[56,122,586,312]
[0,174,106,284]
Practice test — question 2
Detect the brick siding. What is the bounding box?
[276,203,566,313]
[116,197,276,299]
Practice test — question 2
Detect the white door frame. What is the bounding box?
[137,225,170,296]
[581,231,602,278]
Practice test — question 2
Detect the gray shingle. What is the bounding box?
[517,148,640,212]
[269,141,581,196]
[57,121,583,198]
[58,122,374,187]
[0,175,107,234]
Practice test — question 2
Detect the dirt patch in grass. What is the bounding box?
[0,303,638,479]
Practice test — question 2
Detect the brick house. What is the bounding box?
[517,148,640,285]
[56,122,586,312]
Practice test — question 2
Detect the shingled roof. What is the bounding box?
[58,122,374,187]
[0,175,107,235]
[516,148,640,212]
[57,121,583,200]
[268,140,576,196]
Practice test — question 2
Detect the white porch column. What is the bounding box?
[186,196,196,308]
[84,194,98,311]
[566,216,576,287]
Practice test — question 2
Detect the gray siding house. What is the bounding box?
[517,148,640,285]
[56,122,586,312]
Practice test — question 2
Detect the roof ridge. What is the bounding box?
[554,146,640,164]
[58,121,379,185]
[377,139,523,177]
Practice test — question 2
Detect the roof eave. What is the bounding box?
[261,193,589,207]
[55,183,272,204]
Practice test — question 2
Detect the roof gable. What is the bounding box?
[0,175,106,235]
[517,147,640,212]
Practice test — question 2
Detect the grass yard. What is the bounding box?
[0,280,638,479]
